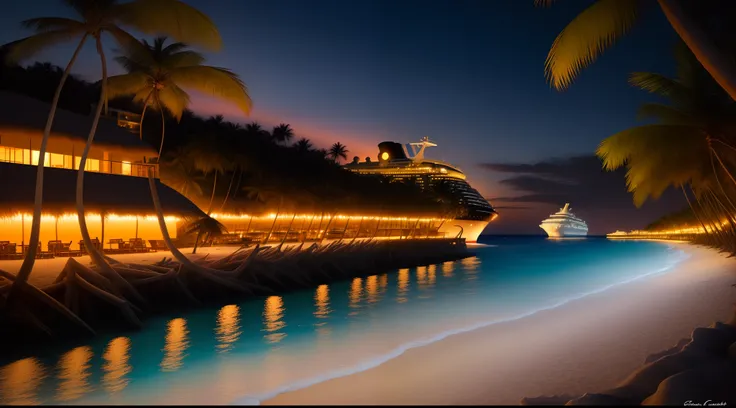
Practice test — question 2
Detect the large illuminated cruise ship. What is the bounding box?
[539,203,588,238]
[343,137,497,243]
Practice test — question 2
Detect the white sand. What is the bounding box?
[262,243,736,405]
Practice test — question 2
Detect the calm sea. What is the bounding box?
[0,236,688,405]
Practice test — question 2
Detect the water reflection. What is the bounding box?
[461,256,481,280]
[428,264,437,286]
[417,266,427,287]
[379,274,388,292]
[0,357,46,405]
[349,278,363,315]
[365,275,379,303]
[263,296,287,344]
[397,268,409,303]
[56,346,94,401]
[314,285,331,319]
[442,261,454,277]
[102,337,132,394]
[216,305,242,353]
[161,318,190,372]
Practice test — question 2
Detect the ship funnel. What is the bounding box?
[561,203,570,213]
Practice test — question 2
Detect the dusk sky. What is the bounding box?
[0,0,687,234]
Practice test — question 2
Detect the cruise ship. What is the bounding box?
[539,203,589,238]
[343,137,497,243]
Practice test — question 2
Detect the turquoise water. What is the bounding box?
[0,237,688,405]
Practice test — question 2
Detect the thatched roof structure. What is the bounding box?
[0,162,206,219]
[0,91,155,160]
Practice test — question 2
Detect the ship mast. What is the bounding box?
[406,136,437,162]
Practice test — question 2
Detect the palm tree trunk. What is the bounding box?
[436,219,447,238]
[339,217,351,242]
[301,213,317,244]
[278,214,297,249]
[658,0,736,102]
[231,168,244,198]
[74,36,142,301]
[219,170,238,213]
[320,214,335,244]
[138,91,153,140]
[157,100,166,158]
[349,217,365,245]
[206,172,218,215]
[100,213,105,251]
[371,216,382,240]
[408,219,421,239]
[681,184,709,235]
[10,34,88,297]
[264,197,284,243]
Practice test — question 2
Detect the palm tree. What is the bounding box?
[537,0,736,101]
[3,0,222,300]
[107,36,252,156]
[294,137,313,153]
[328,142,349,163]
[596,41,736,245]
[245,122,270,139]
[271,123,294,144]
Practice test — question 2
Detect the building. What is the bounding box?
[0,91,205,255]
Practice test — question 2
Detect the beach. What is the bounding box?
[262,243,736,405]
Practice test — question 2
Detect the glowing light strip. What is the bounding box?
[209,213,445,223]
[3,213,179,222]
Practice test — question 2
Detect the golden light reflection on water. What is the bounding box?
[216,305,242,353]
[56,346,94,401]
[416,266,427,286]
[379,274,388,292]
[397,268,409,303]
[461,256,481,280]
[0,357,46,405]
[365,275,378,303]
[161,318,190,372]
[349,278,363,314]
[102,337,132,394]
[263,296,287,344]
[442,261,454,277]
[428,264,437,286]
[314,284,331,319]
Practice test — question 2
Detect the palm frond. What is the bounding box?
[534,0,557,7]
[106,72,149,99]
[114,0,222,51]
[106,25,146,56]
[21,17,84,33]
[157,82,190,120]
[169,66,252,115]
[629,72,691,101]
[545,0,640,90]
[164,50,205,69]
[5,29,83,63]
[636,103,695,125]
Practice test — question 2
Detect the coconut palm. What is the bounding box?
[596,41,736,246]
[271,123,294,144]
[537,0,736,101]
[3,0,222,303]
[294,137,313,153]
[328,142,349,163]
[107,36,252,156]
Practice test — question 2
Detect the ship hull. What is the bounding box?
[539,224,588,238]
[439,219,489,243]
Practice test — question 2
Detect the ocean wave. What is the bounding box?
[233,247,690,405]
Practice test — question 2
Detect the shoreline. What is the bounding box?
[261,243,736,405]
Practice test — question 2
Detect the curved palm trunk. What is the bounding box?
[371,217,383,240]
[436,219,447,238]
[658,0,736,101]
[319,214,335,244]
[301,213,317,244]
[138,91,153,140]
[75,36,142,302]
[192,172,219,254]
[278,213,297,249]
[681,184,710,236]
[219,170,238,213]
[10,34,88,297]
[146,170,253,290]
[264,197,284,243]
[231,168,244,199]
[157,101,166,158]
[349,217,365,245]
[338,217,351,242]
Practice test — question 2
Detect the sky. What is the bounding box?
[0,0,687,234]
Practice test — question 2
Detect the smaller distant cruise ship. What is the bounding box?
[539,203,588,238]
